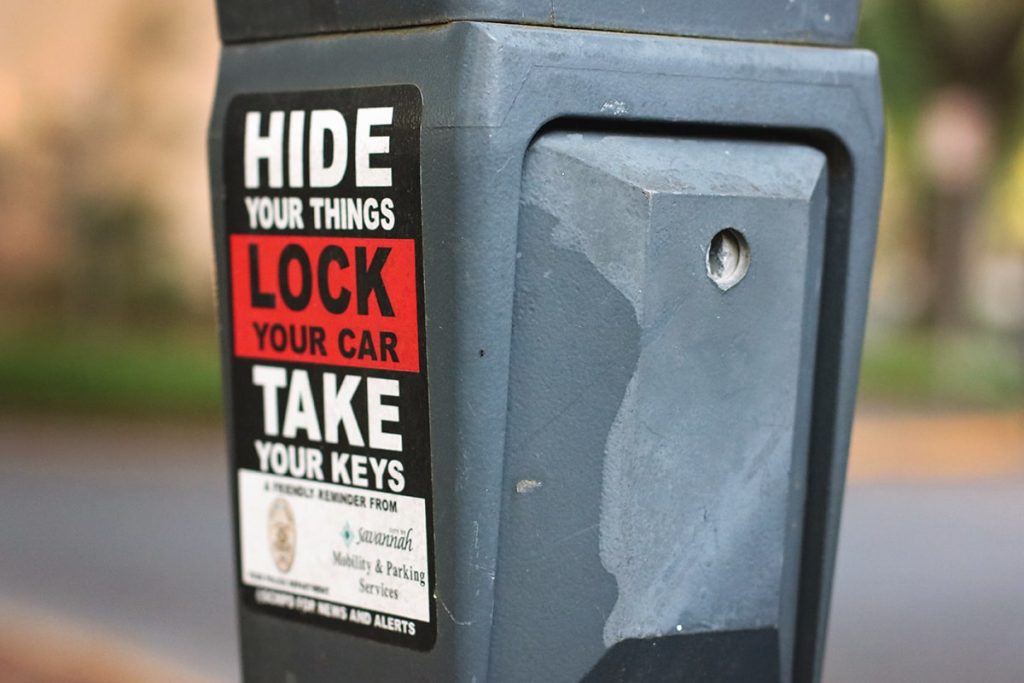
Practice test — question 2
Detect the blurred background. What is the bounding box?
[0,0,1021,681]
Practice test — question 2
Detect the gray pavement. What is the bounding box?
[0,420,238,681]
[0,419,1021,682]
[824,477,1024,683]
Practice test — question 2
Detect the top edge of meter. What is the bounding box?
[216,0,861,47]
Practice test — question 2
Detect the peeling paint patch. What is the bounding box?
[601,100,629,116]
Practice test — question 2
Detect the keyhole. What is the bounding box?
[706,228,750,291]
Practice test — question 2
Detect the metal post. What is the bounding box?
[207,2,883,680]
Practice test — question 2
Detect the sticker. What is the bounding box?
[222,86,435,650]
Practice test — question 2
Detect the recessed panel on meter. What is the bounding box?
[491,133,828,682]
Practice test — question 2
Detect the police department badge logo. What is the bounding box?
[267,497,296,573]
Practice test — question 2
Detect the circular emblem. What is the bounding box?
[267,497,296,573]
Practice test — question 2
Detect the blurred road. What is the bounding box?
[824,476,1024,683]
[0,414,1021,682]
[0,419,237,682]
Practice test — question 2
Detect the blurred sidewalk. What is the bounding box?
[0,607,218,683]
[849,408,1024,482]
[0,409,1021,682]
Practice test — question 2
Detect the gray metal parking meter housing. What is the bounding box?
[208,2,883,681]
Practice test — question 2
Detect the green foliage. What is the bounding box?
[859,329,1024,408]
[0,327,222,417]
[63,192,188,325]
[859,0,937,130]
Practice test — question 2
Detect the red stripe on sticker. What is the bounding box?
[230,234,420,372]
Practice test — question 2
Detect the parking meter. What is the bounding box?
[207,2,884,681]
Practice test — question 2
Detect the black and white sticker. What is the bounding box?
[222,85,435,650]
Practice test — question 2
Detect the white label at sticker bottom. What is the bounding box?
[238,470,430,623]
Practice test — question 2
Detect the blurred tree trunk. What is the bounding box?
[905,0,1024,332]
[918,89,992,331]
[927,187,976,329]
